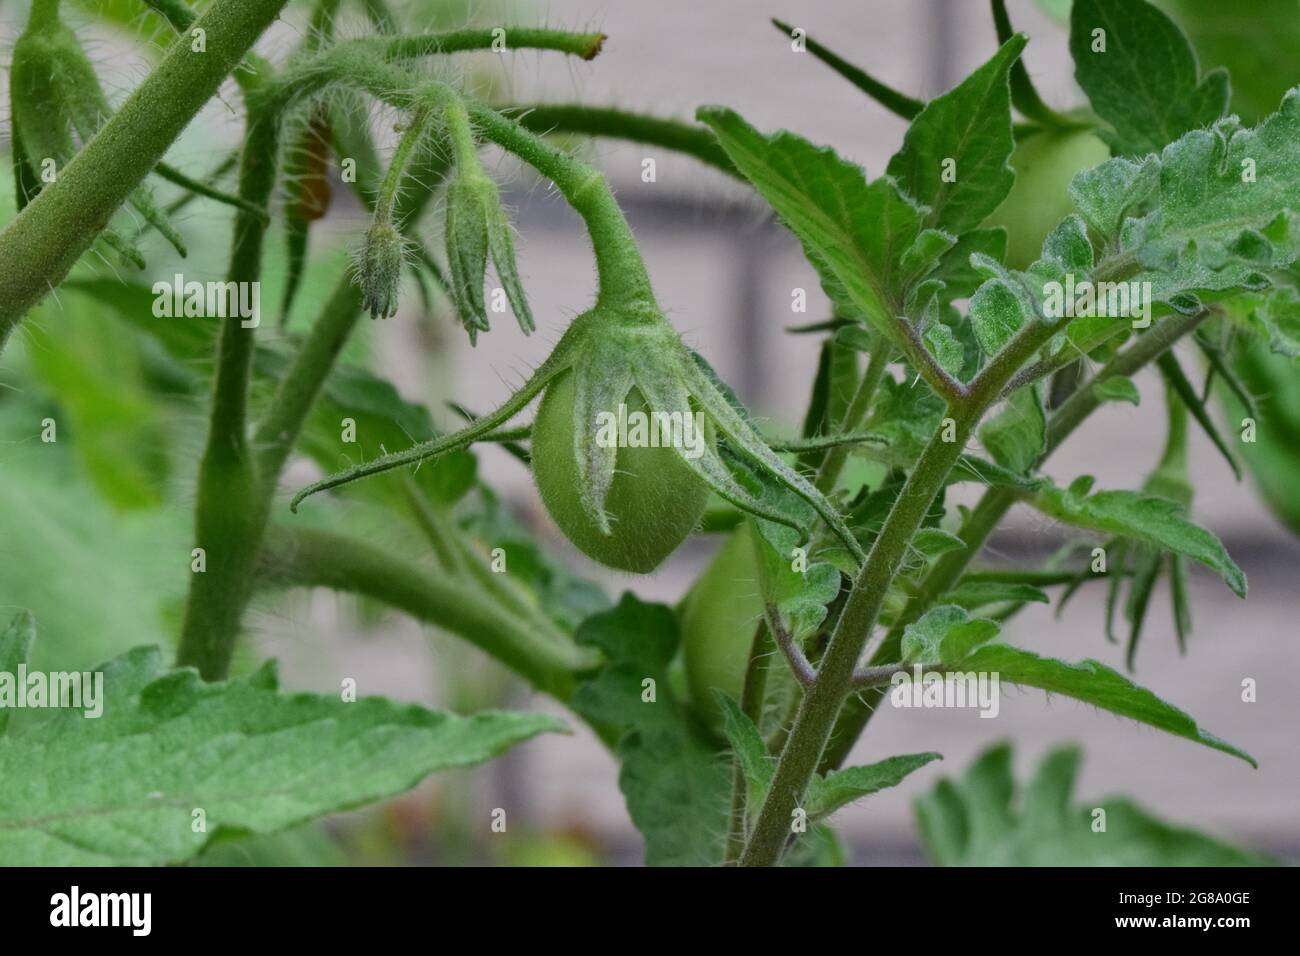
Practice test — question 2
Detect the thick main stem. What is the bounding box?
[739,319,1057,866]
[0,0,288,345]
[818,308,1213,772]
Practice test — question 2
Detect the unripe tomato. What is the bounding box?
[680,524,764,721]
[531,370,710,573]
[983,129,1111,269]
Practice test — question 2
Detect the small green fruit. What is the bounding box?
[681,524,764,720]
[984,129,1111,268]
[531,369,710,573]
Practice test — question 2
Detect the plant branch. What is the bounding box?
[818,308,1214,772]
[850,662,911,688]
[253,274,363,483]
[769,18,922,121]
[152,162,270,221]
[0,0,290,347]
[351,28,605,61]
[256,523,600,700]
[502,103,740,178]
[901,321,971,403]
[722,617,774,865]
[175,109,283,680]
[764,604,816,687]
[739,317,1058,866]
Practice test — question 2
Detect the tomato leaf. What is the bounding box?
[0,642,563,865]
[1069,0,1229,157]
[806,752,942,822]
[898,606,1254,765]
[944,580,1051,611]
[715,693,775,813]
[1113,92,1300,303]
[916,743,1271,865]
[1092,375,1141,405]
[1029,478,1246,597]
[900,605,1002,664]
[0,613,36,737]
[698,106,924,344]
[569,595,730,866]
[887,35,1026,235]
[911,527,967,560]
[979,384,1046,474]
[1239,286,1300,359]
[969,278,1029,356]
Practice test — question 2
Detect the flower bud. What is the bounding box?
[357,221,406,319]
[444,174,491,337]
[444,168,533,342]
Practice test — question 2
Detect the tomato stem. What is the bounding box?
[819,307,1214,774]
[740,316,1061,866]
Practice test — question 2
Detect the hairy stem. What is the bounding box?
[256,524,600,700]
[253,275,363,483]
[740,318,1057,866]
[820,309,1213,771]
[503,103,740,178]
[465,102,654,308]
[0,0,287,345]
[175,111,282,679]
[353,28,605,61]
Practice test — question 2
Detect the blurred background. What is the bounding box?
[2,0,1298,864]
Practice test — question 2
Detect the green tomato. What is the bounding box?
[680,524,764,722]
[531,369,710,573]
[983,129,1111,269]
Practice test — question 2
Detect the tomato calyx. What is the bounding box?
[290,305,865,568]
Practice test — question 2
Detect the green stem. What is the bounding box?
[273,28,605,108]
[175,110,282,680]
[770,18,922,121]
[739,319,1056,866]
[256,524,600,700]
[814,340,889,494]
[503,104,740,178]
[819,309,1213,772]
[186,91,447,677]
[0,0,289,346]
[356,28,605,61]
[402,478,465,574]
[152,162,269,221]
[465,101,654,308]
[376,100,438,223]
[253,276,363,483]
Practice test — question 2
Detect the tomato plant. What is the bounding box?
[0,0,1297,875]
